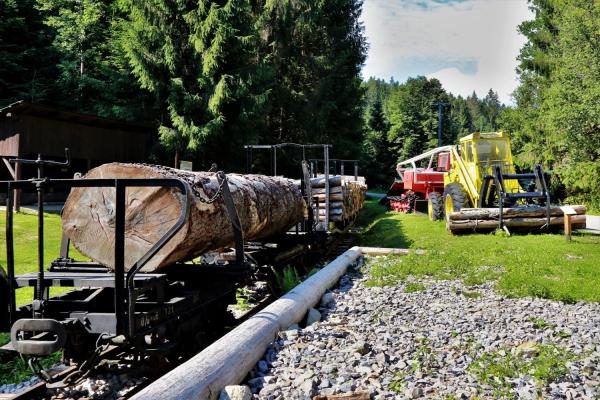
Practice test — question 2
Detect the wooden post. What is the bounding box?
[2,157,20,212]
[561,206,577,242]
[564,214,572,241]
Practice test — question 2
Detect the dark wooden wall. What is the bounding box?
[18,115,150,161]
[0,104,154,204]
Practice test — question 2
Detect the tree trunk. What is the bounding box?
[62,163,305,272]
[310,175,342,187]
[448,205,586,221]
[448,214,586,233]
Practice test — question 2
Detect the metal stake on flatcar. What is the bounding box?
[8,148,70,317]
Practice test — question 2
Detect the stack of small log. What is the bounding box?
[447,205,587,234]
[310,175,367,222]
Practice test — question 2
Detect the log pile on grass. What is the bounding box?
[447,205,586,234]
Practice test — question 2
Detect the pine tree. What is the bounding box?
[362,99,395,186]
[34,0,146,120]
[257,0,367,159]
[121,0,264,168]
[505,0,600,208]
[481,89,502,130]
[0,0,58,106]
[387,76,452,161]
[450,96,472,139]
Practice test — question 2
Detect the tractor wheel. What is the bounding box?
[427,192,443,221]
[443,183,468,221]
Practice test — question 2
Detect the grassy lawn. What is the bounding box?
[357,200,600,303]
[0,212,81,306]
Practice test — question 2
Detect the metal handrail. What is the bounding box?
[396,145,453,186]
[122,179,190,338]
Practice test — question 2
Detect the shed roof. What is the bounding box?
[0,101,154,134]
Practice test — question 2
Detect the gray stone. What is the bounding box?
[404,387,423,399]
[258,360,269,372]
[299,378,316,397]
[240,263,600,400]
[218,385,252,400]
[350,340,370,355]
[306,308,321,326]
[321,292,335,307]
[375,352,389,365]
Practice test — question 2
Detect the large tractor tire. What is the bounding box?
[443,183,469,221]
[427,192,443,221]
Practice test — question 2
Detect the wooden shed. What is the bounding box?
[0,101,154,204]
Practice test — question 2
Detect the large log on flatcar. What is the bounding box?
[61,163,305,272]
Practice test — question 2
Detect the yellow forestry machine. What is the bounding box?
[384,132,586,234]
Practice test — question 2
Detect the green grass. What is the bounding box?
[0,212,83,306]
[357,200,600,302]
[530,317,554,330]
[0,213,84,385]
[365,186,388,194]
[273,265,302,294]
[0,351,62,385]
[235,288,252,311]
[0,333,9,347]
[404,282,426,293]
[468,344,575,398]
[461,289,482,299]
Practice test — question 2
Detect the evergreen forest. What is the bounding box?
[1,0,598,210]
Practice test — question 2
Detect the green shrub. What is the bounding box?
[274,266,302,294]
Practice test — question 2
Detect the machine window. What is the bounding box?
[476,139,508,161]
[466,142,474,162]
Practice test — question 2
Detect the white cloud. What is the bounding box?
[361,0,534,104]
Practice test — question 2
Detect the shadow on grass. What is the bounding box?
[360,217,414,249]
[356,202,413,249]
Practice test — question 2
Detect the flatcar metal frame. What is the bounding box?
[1,171,249,358]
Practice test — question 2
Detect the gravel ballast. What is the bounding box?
[246,259,600,399]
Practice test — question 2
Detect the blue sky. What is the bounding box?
[361,0,533,104]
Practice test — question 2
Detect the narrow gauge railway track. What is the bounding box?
[4,231,357,400]
[0,346,121,400]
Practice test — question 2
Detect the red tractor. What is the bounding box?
[383,146,452,215]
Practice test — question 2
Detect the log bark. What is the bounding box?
[310,175,342,187]
[62,163,305,271]
[449,205,586,221]
[313,193,345,201]
[448,214,586,232]
[312,186,343,194]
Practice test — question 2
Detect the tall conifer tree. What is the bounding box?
[121,0,264,168]
[0,0,58,106]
